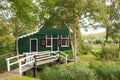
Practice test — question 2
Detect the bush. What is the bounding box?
[92,44,118,60]
[63,50,73,59]
[0,43,14,55]
[40,63,95,80]
[90,62,120,80]
[0,54,11,73]
[0,54,18,73]
[80,44,92,55]
[94,39,102,44]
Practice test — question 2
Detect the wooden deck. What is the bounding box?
[6,51,68,75]
[11,64,33,74]
[11,56,58,74]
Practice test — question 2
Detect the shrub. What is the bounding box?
[94,39,102,44]
[0,54,18,73]
[92,44,118,60]
[63,50,73,59]
[40,63,95,80]
[0,54,11,73]
[90,62,120,80]
[80,44,92,55]
[69,63,95,80]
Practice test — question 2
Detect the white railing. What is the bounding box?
[35,51,59,62]
[6,54,35,75]
[19,55,35,75]
[6,51,67,75]
[59,51,68,64]
[6,54,25,72]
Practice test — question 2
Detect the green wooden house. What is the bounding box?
[18,24,71,53]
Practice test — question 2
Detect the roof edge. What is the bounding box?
[18,25,43,39]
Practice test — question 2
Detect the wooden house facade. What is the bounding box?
[18,25,71,53]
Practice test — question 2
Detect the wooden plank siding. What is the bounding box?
[18,25,71,53]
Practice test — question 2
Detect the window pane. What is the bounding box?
[53,35,58,38]
[47,39,51,46]
[47,35,51,38]
[62,35,68,38]
[62,39,68,45]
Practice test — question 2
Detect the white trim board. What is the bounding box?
[18,26,43,39]
[30,38,38,52]
[61,35,69,47]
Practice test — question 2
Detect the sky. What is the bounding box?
[81,28,106,34]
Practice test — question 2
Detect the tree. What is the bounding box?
[92,0,120,59]
[0,15,14,54]
[3,0,38,55]
[39,0,100,63]
[91,0,119,48]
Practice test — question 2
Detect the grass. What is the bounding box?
[0,72,39,80]
[7,76,39,80]
[79,53,101,65]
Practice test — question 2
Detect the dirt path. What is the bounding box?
[0,72,20,80]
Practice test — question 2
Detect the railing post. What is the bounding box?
[33,55,37,78]
[19,60,22,76]
[66,55,68,64]
[58,52,61,63]
[6,59,10,71]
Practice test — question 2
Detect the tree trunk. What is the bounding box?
[15,37,19,55]
[68,26,77,63]
[118,40,120,60]
[103,27,109,48]
[73,30,77,63]
[102,27,109,54]
[15,18,19,55]
[72,27,77,63]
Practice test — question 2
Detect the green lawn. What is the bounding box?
[0,72,39,80]
[79,54,100,65]
[7,76,39,80]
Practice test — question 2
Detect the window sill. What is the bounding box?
[61,45,69,47]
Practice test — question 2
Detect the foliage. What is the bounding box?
[92,44,118,60]
[40,0,101,63]
[1,0,38,55]
[80,43,92,55]
[6,76,39,80]
[40,63,95,80]
[0,20,14,55]
[94,39,102,44]
[0,53,19,73]
[0,54,11,73]
[90,62,120,80]
[83,32,105,44]
[63,50,73,59]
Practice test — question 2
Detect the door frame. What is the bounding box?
[30,38,38,52]
[51,35,59,51]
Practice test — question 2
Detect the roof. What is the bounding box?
[38,25,69,35]
[18,24,69,39]
[18,31,38,39]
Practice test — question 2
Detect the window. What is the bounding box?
[46,35,52,47]
[53,34,58,38]
[61,35,69,47]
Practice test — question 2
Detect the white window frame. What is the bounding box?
[52,35,59,51]
[52,35,59,39]
[30,38,38,52]
[61,35,69,47]
[46,35,52,47]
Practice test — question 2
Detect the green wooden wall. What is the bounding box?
[18,25,71,53]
